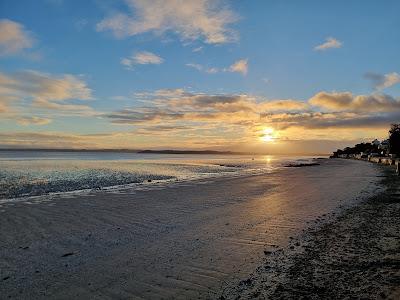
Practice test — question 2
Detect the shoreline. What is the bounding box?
[0,156,326,204]
[222,162,400,299]
[0,159,386,299]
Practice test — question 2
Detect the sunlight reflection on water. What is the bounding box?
[0,151,318,199]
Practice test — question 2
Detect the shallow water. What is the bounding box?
[0,151,317,200]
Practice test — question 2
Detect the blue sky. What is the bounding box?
[0,0,399,153]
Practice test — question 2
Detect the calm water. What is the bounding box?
[0,151,319,200]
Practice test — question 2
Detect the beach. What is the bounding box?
[222,163,400,299]
[0,158,393,299]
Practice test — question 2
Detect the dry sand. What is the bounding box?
[0,159,389,299]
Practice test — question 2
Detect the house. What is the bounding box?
[372,139,380,146]
[378,139,389,150]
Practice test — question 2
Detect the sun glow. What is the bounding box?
[260,128,276,143]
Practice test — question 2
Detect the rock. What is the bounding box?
[239,278,253,286]
[61,252,75,257]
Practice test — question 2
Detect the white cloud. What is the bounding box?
[97,0,238,44]
[192,46,203,52]
[186,63,218,74]
[314,37,342,51]
[186,58,248,76]
[0,19,34,56]
[121,51,163,69]
[262,78,270,84]
[365,72,400,90]
[74,19,88,31]
[228,59,248,75]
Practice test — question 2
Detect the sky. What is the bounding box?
[0,0,399,154]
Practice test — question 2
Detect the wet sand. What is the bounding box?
[222,163,400,299]
[0,159,384,299]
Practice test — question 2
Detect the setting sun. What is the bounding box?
[260,128,276,142]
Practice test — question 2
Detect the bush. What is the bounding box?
[389,124,400,155]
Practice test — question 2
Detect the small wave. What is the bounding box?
[0,171,175,199]
[284,163,320,168]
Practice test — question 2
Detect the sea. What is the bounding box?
[0,150,321,201]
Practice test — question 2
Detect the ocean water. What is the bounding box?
[0,150,319,200]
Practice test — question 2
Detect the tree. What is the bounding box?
[388,124,400,155]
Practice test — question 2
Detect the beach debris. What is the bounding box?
[264,250,273,255]
[2,276,10,281]
[61,252,75,257]
[239,278,253,286]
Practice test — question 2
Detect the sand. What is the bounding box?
[222,163,400,299]
[0,159,389,299]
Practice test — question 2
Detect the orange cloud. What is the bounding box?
[17,116,52,126]
[0,19,34,56]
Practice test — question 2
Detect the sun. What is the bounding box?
[260,128,276,142]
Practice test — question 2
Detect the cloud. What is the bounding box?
[17,116,52,125]
[192,46,203,52]
[261,111,400,130]
[262,78,270,84]
[97,0,238,44]
[365,72,400,90]
[309,91,400,112]
[186,58,248,75]
[74,19,88,31]
[314,37,342,51]
[121,51,163,69]
[0,101,10,113]
[102,88,399,148]
[153,88,186,98]
[0,131,105,149]
[3,87,397,152]
[0,70,93,112]
[228,59,248,75]
[104,89,309,127]
[186,63,218,74]
[260,100,308,111]
[0,19,34,56]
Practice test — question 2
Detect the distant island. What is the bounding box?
[137,149,247,155]
[0,148,248,155]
